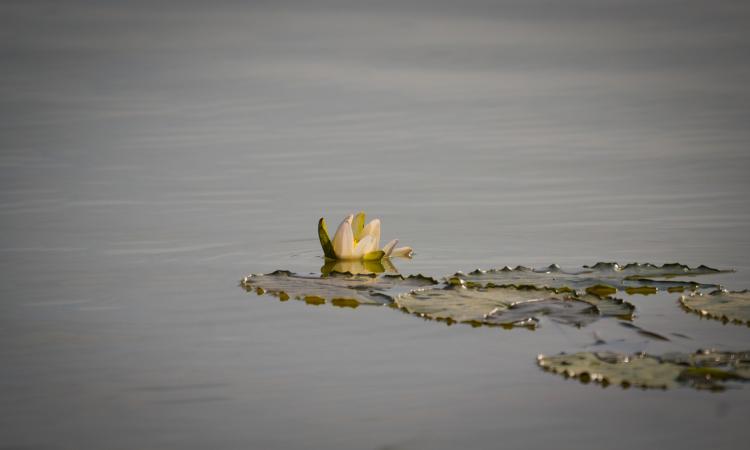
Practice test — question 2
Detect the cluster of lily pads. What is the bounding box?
[241,213,750,391]
[242,261,749,391]
[242,262,746,328]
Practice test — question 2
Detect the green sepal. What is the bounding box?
[363,250,385,261]
[318,217,336,259]
[353,211,366,240]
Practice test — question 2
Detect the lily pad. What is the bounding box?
[660,350,750,380]
[451,262,727,294]
[393,285,633,329]
[241,270,438,307]
[679,289,750,326]
[538,349,750,390]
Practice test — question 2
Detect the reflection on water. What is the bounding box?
[2,0,750,449]
[320,257,399,275]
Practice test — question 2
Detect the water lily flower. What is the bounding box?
[318,211,413,261]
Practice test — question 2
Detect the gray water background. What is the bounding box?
[1,1,750,449]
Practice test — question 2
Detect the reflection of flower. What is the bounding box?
[318,211,413,261]
[320,258,398,276]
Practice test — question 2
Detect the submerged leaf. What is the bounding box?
[451,262,728,294]
[394,285,633,329]
[586,284,617,298]
[242,270,438,307]
[625,286,658,296]
[538,349,750,390]
[679,289,750,326]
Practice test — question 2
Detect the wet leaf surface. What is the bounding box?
[451,262,727,294]
[538,349,750,390]
[241,270,438,307]
[679,290,750,326]
[393,285,633,329]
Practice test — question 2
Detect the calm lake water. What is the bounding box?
[2,1,749,449]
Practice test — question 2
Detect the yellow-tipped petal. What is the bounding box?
[382,239,398,257]
[332,215,354,259]
[353,211,366,241]
[318,218,336,259]
[390,246,413,258]
[360,219,381,250]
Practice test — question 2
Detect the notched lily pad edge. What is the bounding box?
[679,289,750,327]
[450,262,730,294]
[581,261,732,274]
[457,261,731,276]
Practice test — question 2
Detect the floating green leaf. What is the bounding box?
[393,285,633,329]
[241,270,438,307]
[538,349,750,390]
[451,262,727,294]
[679,289,750,326]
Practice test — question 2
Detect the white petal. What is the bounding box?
[352,235,375,259]
[359,219,381,249]
[382,239,398,257]
[332,215,354,259]
[390,246,413,258]
[363,235,378,254]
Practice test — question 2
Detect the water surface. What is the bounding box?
[1,1,749,449]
